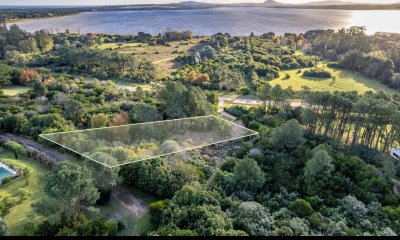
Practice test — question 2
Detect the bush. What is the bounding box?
[224,106,248,117]
[290,199,314,218]
[149,200,168,226]
[303,68,332,78]
[160,140,180,154]
[248,120,261,130]
[240,87,250,95]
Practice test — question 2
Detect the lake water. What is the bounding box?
[10,7,400,35]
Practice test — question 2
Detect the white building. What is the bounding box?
[390,148,400,160]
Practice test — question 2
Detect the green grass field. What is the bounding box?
[0,150,47,235]
[1,86,30,96]
[269,63,395,94]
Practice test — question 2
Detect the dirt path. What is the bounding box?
[219,96,303,109]
[111,187,149,218]
[0,133,65,162]
[152,56,176,64]
[391,178,400,197]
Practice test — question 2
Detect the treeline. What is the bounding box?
[0,24,54,56]
[0,8,83,22]
[306,27,400,90]
[301,90,400,152]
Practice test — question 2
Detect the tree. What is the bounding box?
[269,119,305,151]
[64,99,85,121]
[158,81,188,119]
[1,113,29,134]
[90,113,110,128]
[19,69,40,84]
[304,148,335,195]
[149,200,168,226]
[32,79,47,97]
[290,199,314,218]
[129,103,162,123]
[8,24,25,44]
[122,158,175,198]
[18,37,39,53]
[233,158,265,193]
[3,141,26,159]
[233,201,273,236]
[338,196,368,228]
[0,64,12,87]
[158,81,213,119]
[43,161,99,215]
[382,158,396,178]
[86,152,120,192]
[0,217,5,236]
[184,86,214,117]
[35,30,54,53]
[256,83,272,110]
[160,185,233,236]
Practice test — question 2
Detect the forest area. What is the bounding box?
[0,22,400,236]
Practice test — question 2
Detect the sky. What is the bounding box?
[1,0,399,6]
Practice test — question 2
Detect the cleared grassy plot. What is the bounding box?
[92,39,207,77]
[92,42,144,50]
[269,64,395,94]
[1,85,30,96]
[114,38,208,77]
[0,151,47,235]
[113,80,154,91]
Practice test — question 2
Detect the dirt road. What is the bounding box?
[0,133,65,162]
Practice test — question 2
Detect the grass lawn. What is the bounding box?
[1,85,30,96]
[0,150,47,235]
[269,62,395,94]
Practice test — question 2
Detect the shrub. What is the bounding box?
[303,68,332,78]
[160,140,180,154]
[224,106,248,117]
[290,199,314,218]
[240,87,250,95]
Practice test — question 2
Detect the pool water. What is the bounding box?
[0,166,15,182]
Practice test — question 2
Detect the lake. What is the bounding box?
[10,7,400,35]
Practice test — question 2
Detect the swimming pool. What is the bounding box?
[0,163,16,182]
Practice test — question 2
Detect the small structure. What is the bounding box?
[390,147,400,161]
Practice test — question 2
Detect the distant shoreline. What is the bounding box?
[5,12,81,24]
[3,4,400,25]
